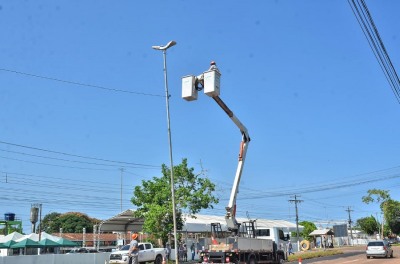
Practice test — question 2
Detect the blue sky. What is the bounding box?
[1,1,400,233]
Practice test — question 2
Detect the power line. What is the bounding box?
[0,155,114,171]
[0,140,160,168]
[0,68,164,97]
[348,0,400,103]
[0,148,158,170]
[233,170,400,200]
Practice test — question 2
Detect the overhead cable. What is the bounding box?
[348,0,400,103]
[0,140,160,168]
[0,68,164,97]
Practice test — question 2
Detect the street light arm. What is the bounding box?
[152,40,177,51]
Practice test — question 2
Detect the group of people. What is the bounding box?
[168,242,196,261]
[128,232,199,263]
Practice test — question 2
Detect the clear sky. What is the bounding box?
[1,1,400,234]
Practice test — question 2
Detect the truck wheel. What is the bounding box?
[154,255,163,264]
[247,257,257,264]
[277,254,284,264]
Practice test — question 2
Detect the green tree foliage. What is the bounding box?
[362,189,400,235]
[362,189,390,209]
[290,221,316,240]
[131,158,219,244]
[384,199,400,234]
[40,212,100,233]
[355,216,379,235]
[40,212,62,233]
[298,221,317,240]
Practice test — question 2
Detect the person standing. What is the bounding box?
[190,243,195,261]
[166,242,171,260]
[128,233,140,264]
[183,244,187,262]
[287,240,293,255]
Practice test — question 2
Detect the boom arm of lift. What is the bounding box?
[211,96,250,235]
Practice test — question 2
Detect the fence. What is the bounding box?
[0,252,111,264]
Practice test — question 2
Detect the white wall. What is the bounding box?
[0,252,111,264]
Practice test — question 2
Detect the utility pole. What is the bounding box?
[345,206,353,246]
[375,212,381,238]
[381,212,384,239]
[289,195,303,251]
[120,168,124,212]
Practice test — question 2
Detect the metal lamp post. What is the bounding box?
[152,40,179,264]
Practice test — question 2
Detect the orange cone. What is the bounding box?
[162,257,166,264]
[298,257,302,264]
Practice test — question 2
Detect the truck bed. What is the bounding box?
[209,237,274,252]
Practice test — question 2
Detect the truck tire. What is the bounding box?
[300,240,310,251]
[277,254,284,264]
[154,255,163,264]
[247,257,257,264]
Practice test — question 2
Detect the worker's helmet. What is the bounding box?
[132,233,138,240]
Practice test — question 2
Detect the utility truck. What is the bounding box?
[182,62,287,263]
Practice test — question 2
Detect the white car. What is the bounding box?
[366,240,393,259]
[109,242,166,264]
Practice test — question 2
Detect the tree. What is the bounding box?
[297,221,317,241]
[384,199,400,234]
[57,212,96,233]
[131,158,219,244]
[40,212,62,233]
[362,189,400,235]
[40,212,100,233]
[355,216,379,235]
[362,189,390,207]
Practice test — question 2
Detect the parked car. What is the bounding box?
[109,242,166,264]
[366,240,393,259]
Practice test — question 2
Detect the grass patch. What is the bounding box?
[287,249,344,262]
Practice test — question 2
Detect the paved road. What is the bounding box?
[296,245,399,264]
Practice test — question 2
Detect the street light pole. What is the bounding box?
[152,40,178,264]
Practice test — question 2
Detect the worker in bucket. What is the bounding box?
[128,233,140,264]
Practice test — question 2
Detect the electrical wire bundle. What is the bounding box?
[348,0,400,103]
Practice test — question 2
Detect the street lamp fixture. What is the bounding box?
[152,40,179,264]
[152,40,177,51]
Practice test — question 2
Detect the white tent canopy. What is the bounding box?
[0,231,23,243]
[40,231,62,242]
[0,231,63,244]
[16,233,39,242]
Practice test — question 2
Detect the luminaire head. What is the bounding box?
[152,40,177,50]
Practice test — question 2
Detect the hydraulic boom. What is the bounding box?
[182,61,250,235]
[212,96,250,234]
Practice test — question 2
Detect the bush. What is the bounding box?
[287,249,343,262]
